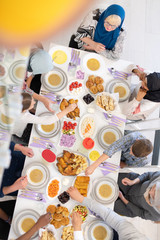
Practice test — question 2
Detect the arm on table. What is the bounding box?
[14,144,34,158]
[100,30,126,60]
[2,176,28,196]
[85,153,109,175]
[71,212,84,240]
[26,75,34,88]
[67,187,147,240]
[16,213,51,240]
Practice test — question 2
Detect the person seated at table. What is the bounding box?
[85,132,153,175]
[26,43,53,89]
[16,211,83,240]
[69,4,126,60]
[23,81,55,113]
[12,93,77,139]
[0,141,33,197]
[67,187,149,240]
[124,65,160,120]
[114,171,160,222]
[0,200,16,240]
[16,212,52,240]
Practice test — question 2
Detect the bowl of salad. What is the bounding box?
[71,205,88,222]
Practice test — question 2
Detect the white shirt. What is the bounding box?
[12,111,59,137]
[74,198,149,240]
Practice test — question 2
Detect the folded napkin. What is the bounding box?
[108,68,131,80]
[103,113,126,127]
[99,162,120,176]
[68,49,80,71]
[30,137,56,150]
[19,190,46,202]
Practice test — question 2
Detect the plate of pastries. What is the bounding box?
[95,92,118,113]
[56,150,89,176]
[86,75,104,94]
[73,174,91,197]
[60,97,81,120]
[46,204,70,229]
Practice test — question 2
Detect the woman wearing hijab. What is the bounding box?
[124,65,160,120]
[114,171,160,221]
[69,4,126,59]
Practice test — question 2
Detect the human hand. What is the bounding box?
[93,42,105,53]
[12,176,28,191]
[36,212,52,229]
[83,44,95,51]
[122,177,135,186]
[67,187,84,203]
[66,103,77,113]
[119,190,124,199]
[42,97,55,113]
[71,212,83,231]
[85,164,96,176]
[21,146,34,158]
[136,87,147,101]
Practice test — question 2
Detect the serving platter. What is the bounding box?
[72,173,92,197]
[55,151,89,176]
[79,113,97,139]
[46,177,61,201]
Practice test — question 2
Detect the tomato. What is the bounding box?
[79,83,82,87]
[73,123,77,126]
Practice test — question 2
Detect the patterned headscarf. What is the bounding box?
[94,4,125,50]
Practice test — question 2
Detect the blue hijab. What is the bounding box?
[94,4,125,50]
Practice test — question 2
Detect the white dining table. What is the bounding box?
[8,44,133,240]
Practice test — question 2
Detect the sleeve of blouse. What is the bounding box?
[23,112,59,125]
[74,9,100,49]
[123,98,141,116]
[99,29,126,60]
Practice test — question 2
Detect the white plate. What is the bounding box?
[95,92,119,114]
[56,151,89,176]
[67,80,85,96]
[81,53,106,75]
[9,60,27,83]
[49,46,70,67]
[41,67,68,92]
[72,173,92,197]
[59,96,85,121]
[0,63,8,80]
[84,219,113,240]
[34,112,61,138]
[22,162,50,190]
[91,177,119,204]
[106,79,130,102]
[13,209,40,238]
[46,177,61,201]
[97,125,122,149]
[79,113,96,139]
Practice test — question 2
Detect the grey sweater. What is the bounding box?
[115,171,160,221]
[82,198,149,240]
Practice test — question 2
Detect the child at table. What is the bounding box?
[12,93,77,139]
[85,132,153,175]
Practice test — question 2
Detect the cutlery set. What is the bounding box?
[103,112,126,127]
[68,49,80,71]
[30,136,56,150]
[19,189,46,202]
[108,67,131,80]
[99,162,120,176]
